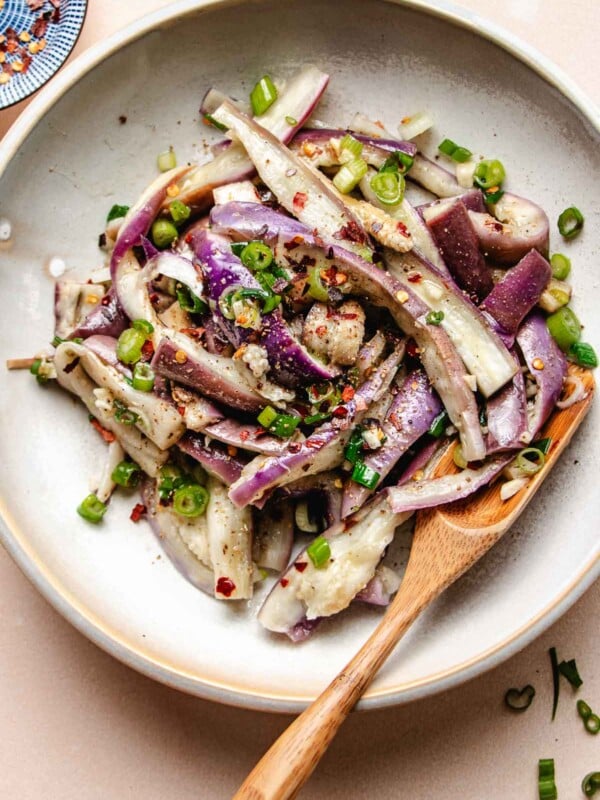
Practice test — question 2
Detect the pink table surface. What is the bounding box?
[1,2,599,798]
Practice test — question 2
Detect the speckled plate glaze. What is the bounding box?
[0,0,87,110]
[0,0,598,713]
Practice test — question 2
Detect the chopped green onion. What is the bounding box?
[285,115,297,126]
[429,410,449,438]
[351,461,380,489]
[426,310,444,326]
[132,319,154,335]
[339,133,363,159]
[484,187,505,204]
[240,241,273,271]
[547,286,570,310]
[116,328,146,364]
[569,342,598,369]
[395,151,415,172]
[176,284,208,315]
[203,113,228,132]
[157,147,177,172]
[504,685,536,712]
[51,335,65,347]
[550,646,560,720]
[303,412,331,425]
[514,447,545,476]
[173,484,210,518]
[550,253,571,281]
[29,358,42,376]
[169,200,191,225]
[306,535,331,569]
[230,242,247,257]
[270,413,301,438]
[257,406,278,428]
[453,444,467,470]
[132,362,155,392]
[106,204,129,223]
[586,715,600,735]
[344,427,364,464]
[151,218,178,249]
[438,138,472,163]
[250,75,278,116]
[473,159,506,190]
[558,206,584,239]
[370,170,405,205]
[261,292,282,314]
[111,460,141,488]
[333,157,368,194]
[77,494,108,524]
[557,658,583,688]
[531,437,552,455]
[113,399,139,426]
[582,773,600,797]
[578,699,593,719]
[538,759,557,800]
[546,306,581,352]
[307,265,329,302]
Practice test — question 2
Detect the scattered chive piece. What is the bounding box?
[257,406,278,429]
[333,157,368,193]
[426,310,444,326]
[116,328,146,364]
[578,699,593,720]
[230,242,247,257]
[157,147,177,172]
[307,266,329,302]
[452,146,473,163]
[582,773,600,797]
[111,460,141,488]
[350,461,380,489]
[203,113,228,132]
[504,685,536,712]
[344,427,364,464]
[370,170,405,205]
[169,199,191,224]
[558,206,584,239]
[569,342,598,369]
[173,484,210,518]
[29,357,42,376]
[531,437,552,455]
[550,253,571,281]
[339,133,363,159]
[106,204,129,223]
[306,535,331,569]
[438,138,458,156]
[151,218,178,249]
[484,187,504,204]
[438,138,473,162]
[514,447,545,476]
[557,658,583,689]
[546,306,581,352]
[132,362,155,392]
[250,75,278,116]
[240,241,273,271]
[586,715,600,735]
[303,412,331,425]
[473,159,506,190]
[77,494,108,524]
[429,410,449,438]
[176,284,207,315]
[538,759,558,800]
[285,115,297,126]
[113,399,139,426]
[257,406,300,438]
[51,335,65,347]
[132,319,154,335]
[549,646,560,720]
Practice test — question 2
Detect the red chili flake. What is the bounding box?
[50,7,60,24]
[149,293,160,305]
[279,578,289,588]
[216,576,236,597]
[130,503,147,523]
[339,313,358,320]
[5,28,18,42]
[179,326,205,339]
[306,438,323,449]
[90,418,116,443]
[176,405,185,416]
[396,221,409,237]
[341,386,355,402]
[100,295,111,306]
[337,220,367,244]
[31,17,49,39]
[406,339,420,358]
[407,273,422,283]
[315,324,327,337]
[288,442,302,453]
[239,429,250,442]
[293,192,307,210]
[141,339,154,359]
[294,562,308,573]
[184,232,193,244]
[332,406,348,418]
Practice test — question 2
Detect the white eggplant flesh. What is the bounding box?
[95,440,125,503]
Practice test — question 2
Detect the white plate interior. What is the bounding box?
[0,0,599,711]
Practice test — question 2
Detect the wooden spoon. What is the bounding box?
[233,365,594,800]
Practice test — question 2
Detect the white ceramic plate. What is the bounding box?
[0,0,599,713]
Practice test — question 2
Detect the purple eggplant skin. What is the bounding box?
[178,433,246,485]
[418,188,485,216]
[341,370,443,517]
[480,249,551,344]
[81,334,131,377]
[204,418,289,456]
[395,437,447,485]
[275,471,343,528]
[468,192,550,266]
[386,453,512,514]
[424,199,494,301]
[289,128,416,167]
[141,478,214,596]
[486,356,528,453]
[516,312,567,438]
[210,201,308,244]
[151,337,264,414]
[70,287,130,340]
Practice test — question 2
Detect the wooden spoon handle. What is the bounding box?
[232,573,439,800]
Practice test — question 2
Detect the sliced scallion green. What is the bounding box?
[116,328,146,364]
[550,646,560,720]
[538,759,557,800]
[111,460,141,488]
[132,362,155,392]
[203,113,228,132]
[350,461,380,489]
[586,715,600,735]
[504,685,536,712]
[113,399,139,426]
[132,319,154,335]
[582,773,600,798]
[333,157,368,194]
[370,170,405,205]
[438,138,472,163]
[546,306,581,352]
[77,494,108,524]
[339,133,363,160]
[169,199,191,225]
[307,535,331,569]
[151,218,178,249]
[473,159,506,191]
[106,204,129,223]
[157,147,177,172]
[250,75,278,116]
[426,310,444,326]
[558,206,584,239]
[531,437,552,455]
[569,342,598,368]
[429,410,449,438]
[514,447,545,476]
[307,265,329,302]
[173,484,210,518]
[550,253,571,281]
[285,115,297,126]
[176,284,208,315]
[344,427,364,464]
[240,241,273,271]
[557,658,582,688]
